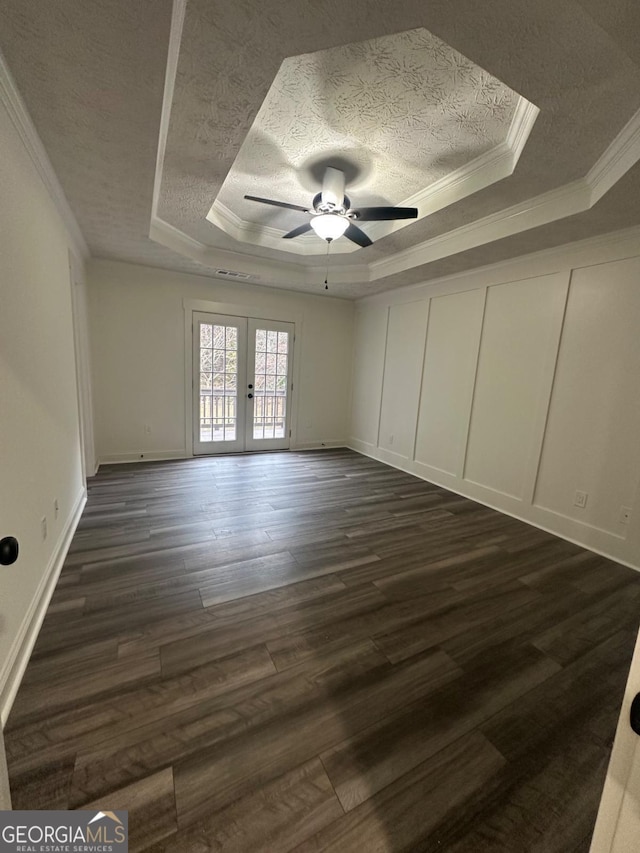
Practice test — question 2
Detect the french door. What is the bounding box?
[193,312,294,455]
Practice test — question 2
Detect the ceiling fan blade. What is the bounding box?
[350,206,418,221]
[244,194,310,213]
[283,222,313,239]
[344,223,373,248]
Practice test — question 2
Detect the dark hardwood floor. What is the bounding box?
[5,449,640,851]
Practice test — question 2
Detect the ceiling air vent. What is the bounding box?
[215,268,253,280]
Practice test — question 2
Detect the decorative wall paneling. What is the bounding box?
[349,242,640,570]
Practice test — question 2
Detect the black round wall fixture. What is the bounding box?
[0,536,19,566]
[630,692,640,736]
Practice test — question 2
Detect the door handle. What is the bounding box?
[631,693,640,735]
[247,393,254,399]
[0,537,19,566]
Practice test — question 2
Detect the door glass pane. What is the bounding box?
[277,332,288,354]
[199,322,238,442]
[253,328,289,439]
[200,324,212,347]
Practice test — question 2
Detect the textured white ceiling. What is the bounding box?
[1,0,640,298]
[213,27,521,248]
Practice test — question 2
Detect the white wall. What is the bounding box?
[0,91,89,724]
[349,228,640,569]
[88,260,355,462]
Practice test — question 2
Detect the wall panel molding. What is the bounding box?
[460,288,488,480]
[349,236,640,570]
[413,288,485,478]
[524,272,571,505]
[378,300,429,460]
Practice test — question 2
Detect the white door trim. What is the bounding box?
[590,626,640,852]
[183,298,302,457]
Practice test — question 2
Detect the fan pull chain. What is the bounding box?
[324,237,332,290]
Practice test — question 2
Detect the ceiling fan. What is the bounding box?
[244,167,418,247]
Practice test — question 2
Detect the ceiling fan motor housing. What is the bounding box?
[320,166,346,208]
[312,192,351,215]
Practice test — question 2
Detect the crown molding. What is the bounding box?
[358,223,640,306]
[150,213,371,286]
[368,178,590,280]
[151,0,187,221]
[203,94,538,256]
[0,47,89,260]
[507,99,540,160]
[368,102,640,282]
[587,105,640,202]
[150,215,308,281]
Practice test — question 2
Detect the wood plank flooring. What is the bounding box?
[5,449,640,851]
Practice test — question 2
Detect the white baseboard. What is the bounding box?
[97,450,187,466]
[98,445,350,464]
[0,487,87,726]
[291,440,347,451]
[347,443,640,574]
[347,437,377,455]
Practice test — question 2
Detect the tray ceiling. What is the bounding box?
[1,0,640,298]
[207,28,535,255]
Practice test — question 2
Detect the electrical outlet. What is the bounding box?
[620,506,632,524]
[388,434,394,446]
[41,516,48,541]
[574,490,588,508]
[54,499,59,520]
[144,424,152,434]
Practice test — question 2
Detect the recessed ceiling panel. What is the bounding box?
[207,27,537,254]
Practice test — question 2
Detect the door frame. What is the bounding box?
[183,298,302,457]
[590,626,640,851]
[244,317,295,453]
[192,311,249,455]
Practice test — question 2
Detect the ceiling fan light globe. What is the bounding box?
[310,214,349,241]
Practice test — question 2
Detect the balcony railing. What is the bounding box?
[200,390,286,441]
